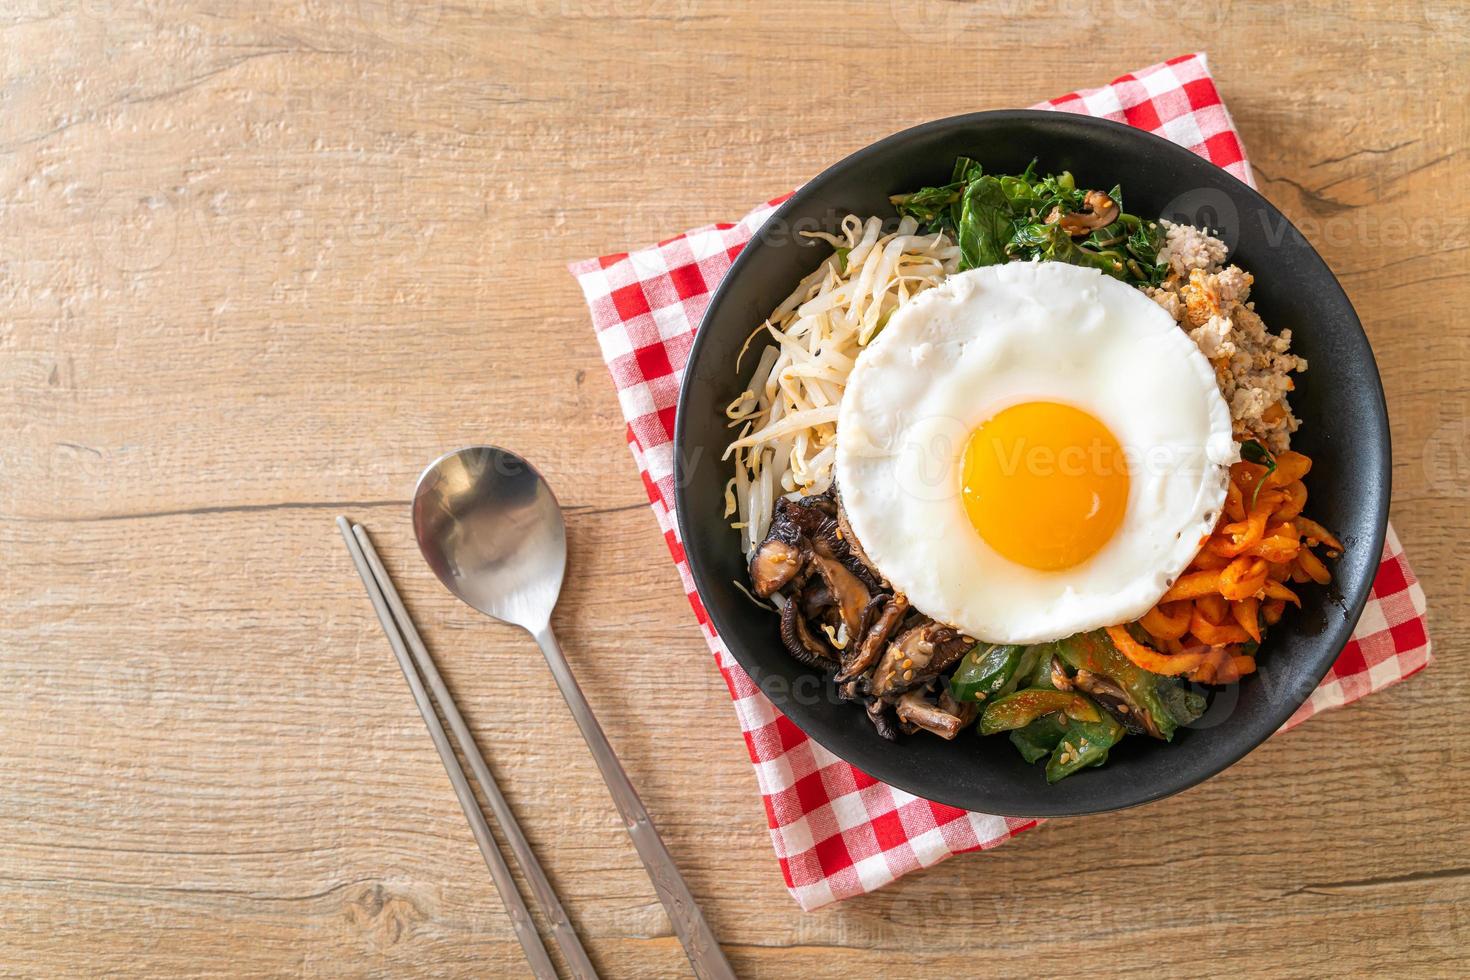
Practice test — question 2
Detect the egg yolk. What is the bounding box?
[961,401,1129,572]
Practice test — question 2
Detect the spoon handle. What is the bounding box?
[533,625,736,980]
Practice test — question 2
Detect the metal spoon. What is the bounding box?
[412,446,735,980]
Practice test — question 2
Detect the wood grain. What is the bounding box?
[2,1,1466,976]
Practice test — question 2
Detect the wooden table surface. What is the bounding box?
[3,1,1466,976]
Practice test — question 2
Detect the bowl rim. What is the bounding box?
[673,108,1391,816]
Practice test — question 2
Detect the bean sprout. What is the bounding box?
[723,215,959,557]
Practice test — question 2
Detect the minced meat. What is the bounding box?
[1147,221,1307,454]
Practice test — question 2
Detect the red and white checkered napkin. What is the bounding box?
[569,53,1433,910]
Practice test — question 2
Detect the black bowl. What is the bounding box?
[673,110,1390,816]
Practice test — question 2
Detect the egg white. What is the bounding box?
[835,262,1236,645]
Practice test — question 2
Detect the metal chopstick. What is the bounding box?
[338,518,597,980]
[349,521,598,979]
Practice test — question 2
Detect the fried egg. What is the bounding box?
[835,261,1235,645]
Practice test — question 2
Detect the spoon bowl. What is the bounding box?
[412,446,565,633]
[410,445,735,980]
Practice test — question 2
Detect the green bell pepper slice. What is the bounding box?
[1045,710,1126,783]
[979,688,1102,735]
[1008,713,1067,764]
[1048,630,1183,741]
[1009,645,1046,692]
[949,644,1026,703]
